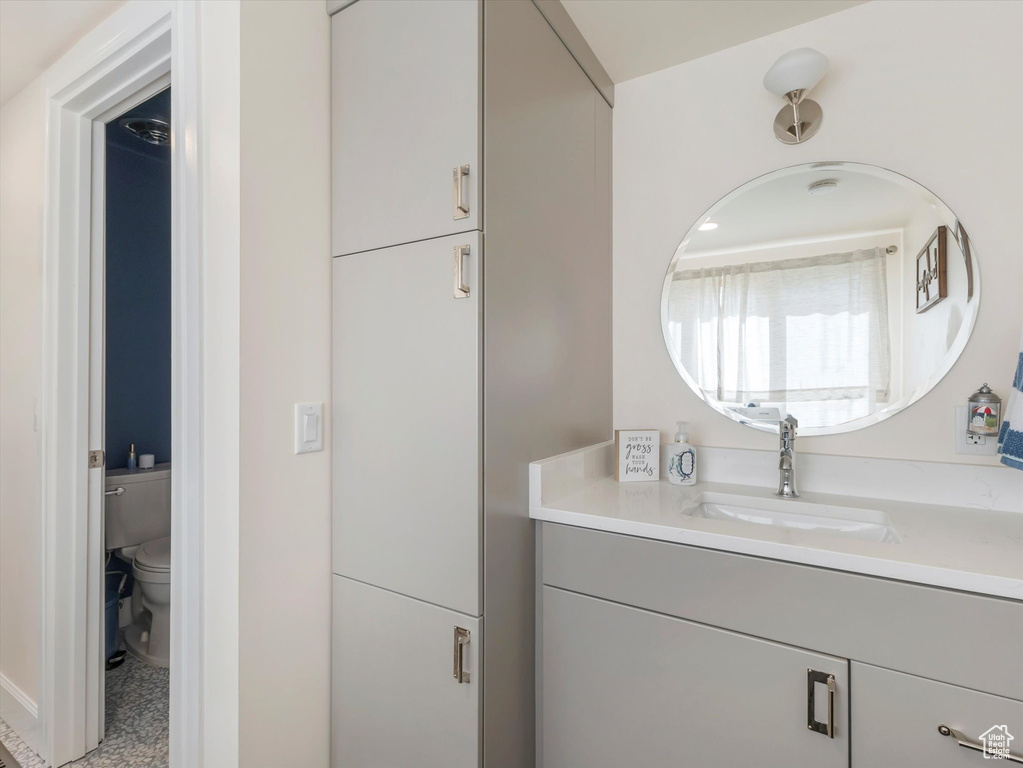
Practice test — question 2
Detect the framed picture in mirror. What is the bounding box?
[915,226,947,313]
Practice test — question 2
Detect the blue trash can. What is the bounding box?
[105,572,127,661]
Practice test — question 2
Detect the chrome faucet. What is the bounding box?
[777,415,799,498]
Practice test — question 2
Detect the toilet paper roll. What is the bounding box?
[139,453,155,469]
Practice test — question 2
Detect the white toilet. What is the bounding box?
[105,464,171,668]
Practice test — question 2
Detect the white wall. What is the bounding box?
[0,1,332,763]
[0,74,44,727]
[237,2,332,766]
[613,0,1023,465]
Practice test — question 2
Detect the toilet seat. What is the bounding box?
[134,536,170,570]
[133,562,171,584]
[132,537,171,584]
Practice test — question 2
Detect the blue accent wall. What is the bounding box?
[105,90,171,469]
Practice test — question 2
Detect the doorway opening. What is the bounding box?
[95,86,173,767]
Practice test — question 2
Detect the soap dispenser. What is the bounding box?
[666,422,697,486]
[127,443,137,471]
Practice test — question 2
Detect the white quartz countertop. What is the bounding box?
[529,442,1023,601]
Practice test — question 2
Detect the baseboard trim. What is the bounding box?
[0,673,40,758]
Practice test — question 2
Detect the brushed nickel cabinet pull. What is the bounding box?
[938,724,1023,763]
[807,669,836,738]
[453,626,470,684]
[453,244,470,299]
[453,164,470,219]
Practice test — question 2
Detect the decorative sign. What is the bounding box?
[614,429,660,482]
[915,226,947,313]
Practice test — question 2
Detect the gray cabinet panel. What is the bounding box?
[541,523,1023,701]
[332,575,480,768]
[851,662,1023,767]
[481,0,614,763]
[542,586,849,768]
[331,0,481,256]
[333,234,480,615]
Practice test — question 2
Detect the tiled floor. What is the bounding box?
[0,654,168,768]
[1,733,22,768]
[0,718,40,768]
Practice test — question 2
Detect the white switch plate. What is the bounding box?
[954,405,998,456]
[294,402,323,454]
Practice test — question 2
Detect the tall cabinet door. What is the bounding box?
[331,0,481,257]
[332,575,481,768]
[333,232,480,615]
[542,587,850,768]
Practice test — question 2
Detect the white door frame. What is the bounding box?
[39,2,204,766]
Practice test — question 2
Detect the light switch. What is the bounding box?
[294,402,323,454]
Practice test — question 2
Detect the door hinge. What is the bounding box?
[88,450,105,469]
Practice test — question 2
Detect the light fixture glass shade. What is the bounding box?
[763,48,829,96]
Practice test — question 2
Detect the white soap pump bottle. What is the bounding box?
[666,421,697,486]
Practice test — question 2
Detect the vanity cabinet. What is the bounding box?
[542,586,849,768]
[537,523,1023,767]
[330,1,612,765]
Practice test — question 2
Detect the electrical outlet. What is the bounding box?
[954,405,998,456]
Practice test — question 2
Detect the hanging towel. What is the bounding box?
[998,326,1023,470]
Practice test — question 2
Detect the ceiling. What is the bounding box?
[562,0,868,84]
[0,1,869,105]
[0,0,126,106]
[680,166,939,257]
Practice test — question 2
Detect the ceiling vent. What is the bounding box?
[119,117,170,146]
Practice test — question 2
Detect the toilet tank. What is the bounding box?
[105,464,171,551]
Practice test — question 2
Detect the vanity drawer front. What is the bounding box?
[851,662,1023,767]
[540,523,1023,700]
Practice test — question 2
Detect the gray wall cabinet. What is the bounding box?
[330,0,480,257]
[332,575,481,767]
[333,232,481,616]
[538,522,1023,767]
[330,2,612,765]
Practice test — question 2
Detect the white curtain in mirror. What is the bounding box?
[668,248,891,428]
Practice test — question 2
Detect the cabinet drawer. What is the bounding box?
[851,662,1023,767]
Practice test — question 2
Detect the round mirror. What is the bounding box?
[660,162,979,436]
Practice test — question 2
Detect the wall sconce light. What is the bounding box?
[763,48,829,145]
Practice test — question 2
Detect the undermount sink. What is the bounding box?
[682,492,901,543]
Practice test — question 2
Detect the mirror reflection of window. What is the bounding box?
[660,163,979,436]
[668,249,891,429]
